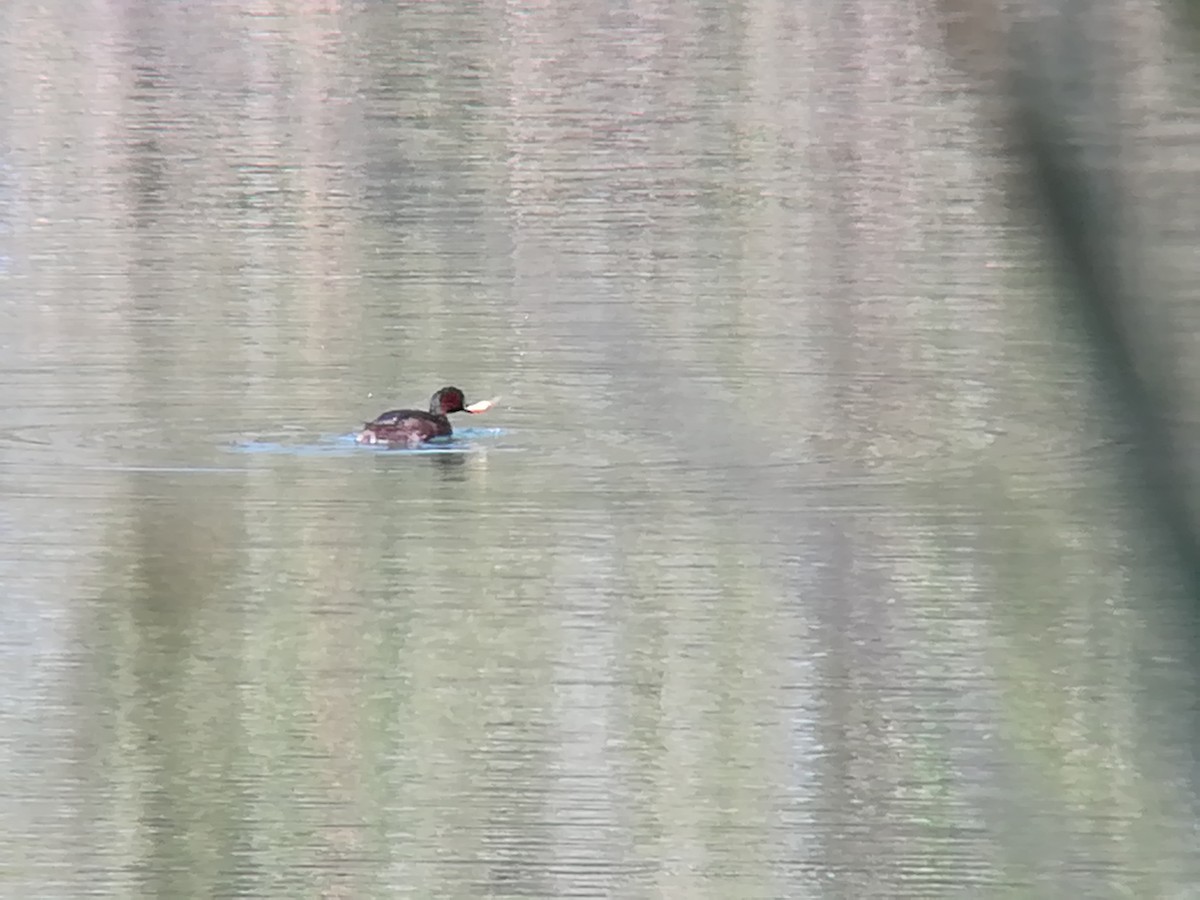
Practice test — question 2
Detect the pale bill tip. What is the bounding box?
[465,397,498,414]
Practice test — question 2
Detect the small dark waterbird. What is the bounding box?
[356,386,496,447]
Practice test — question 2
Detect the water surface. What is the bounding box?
[2,1,1199,898]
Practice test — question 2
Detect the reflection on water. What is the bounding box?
[229,427,509,457]
[1,1,1199,898]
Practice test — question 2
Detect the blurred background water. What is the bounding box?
[2,1,1199,897]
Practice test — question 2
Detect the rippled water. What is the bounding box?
[2,1,1200,897]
